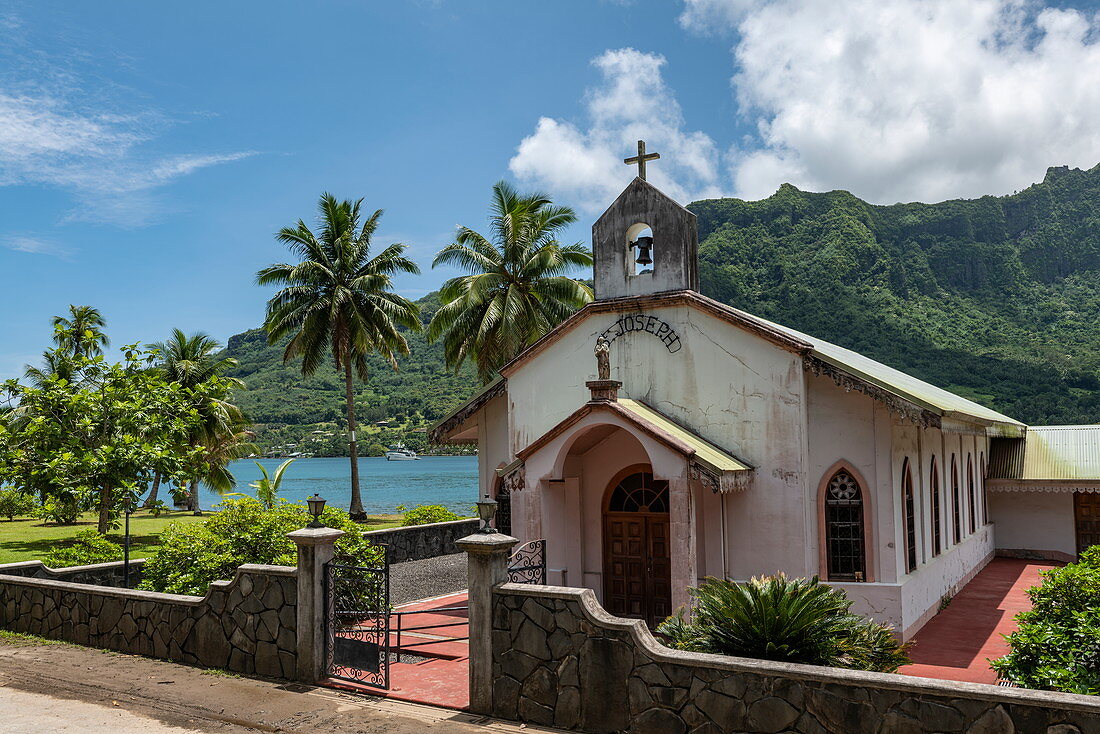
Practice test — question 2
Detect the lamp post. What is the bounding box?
[475,495,498,534]
[306,494,326,528]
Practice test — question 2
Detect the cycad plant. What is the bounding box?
[257,193,421,520]
[427,181,593,383]
[250,458,296,509]
[657,574,910,673]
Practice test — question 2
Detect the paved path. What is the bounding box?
[0,633,557,733]
[899,557,1062,684]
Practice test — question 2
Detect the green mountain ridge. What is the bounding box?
[226,163,1100,454]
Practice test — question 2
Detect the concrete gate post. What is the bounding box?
[456,532,518,715]
[288,527,344,683]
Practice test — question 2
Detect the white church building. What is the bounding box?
[432,166,1100,640]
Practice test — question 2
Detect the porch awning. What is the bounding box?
[988,425,1100,493]
[616,399,751,479]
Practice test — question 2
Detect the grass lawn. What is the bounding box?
[0,511,404,565]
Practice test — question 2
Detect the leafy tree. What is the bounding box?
[993,547,1100,693]
[428,181,593,383]
[139,497,382,595]
[147,330,249,512]
[658,574,910,673]
[249,458,296,508]
[0,489,37,521]
[257,193,421,520]
[0,345,213,534]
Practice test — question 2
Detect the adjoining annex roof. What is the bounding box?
[989,425,1100,484]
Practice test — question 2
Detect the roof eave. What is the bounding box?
[428,376,506,444]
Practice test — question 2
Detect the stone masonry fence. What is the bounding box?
[460,532,1100,734]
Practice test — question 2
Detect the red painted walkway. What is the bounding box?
[899,558,1062,684]
[324,591,471,710]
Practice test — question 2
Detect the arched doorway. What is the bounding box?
[602,467,672,627]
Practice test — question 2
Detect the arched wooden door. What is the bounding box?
[602,468,672,627]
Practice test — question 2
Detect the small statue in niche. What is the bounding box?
[595,335,611,380]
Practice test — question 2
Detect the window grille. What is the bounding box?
[825,470,866,581]
[607,472,669,513]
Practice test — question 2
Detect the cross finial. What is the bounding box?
[624,140,660,180]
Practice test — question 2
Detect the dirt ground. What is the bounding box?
[0,635,557,733]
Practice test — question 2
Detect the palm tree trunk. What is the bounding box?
[345,360,365,521]
[97,486,112,535]
[188,479,202,515]
[143,471,162,509]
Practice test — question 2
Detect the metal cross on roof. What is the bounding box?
[624,140,660,180]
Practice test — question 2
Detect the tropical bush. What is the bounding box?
[44,529,122,568]
[35,496,83,525]
[992,548,1100,694]
[400,504,461,526]
[657,574,910,673]
[139,496,382,596]
[0,489,38,521]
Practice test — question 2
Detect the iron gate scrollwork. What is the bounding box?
[507,539,546,584]
[324,556,390,688]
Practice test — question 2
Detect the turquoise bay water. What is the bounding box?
[196,456,479,515]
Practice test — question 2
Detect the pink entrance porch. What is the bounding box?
[899,557,1061,684]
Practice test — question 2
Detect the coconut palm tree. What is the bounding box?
[257,193,421,521]
[146,330,245,511]
[427,181,593,383]
[52,305,109,359]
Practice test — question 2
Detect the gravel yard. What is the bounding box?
[390,553,467,606]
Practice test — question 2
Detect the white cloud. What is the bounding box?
[677,0,754,34]
[2,234,73,260]
[713,0,1100,203]
[509,48,723,211]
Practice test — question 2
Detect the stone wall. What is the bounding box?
[492,583,1100,733]
[0,564,297,679]
[0,559,146,587]
[363,518,478,562]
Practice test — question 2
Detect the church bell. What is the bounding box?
[633,236,653,266]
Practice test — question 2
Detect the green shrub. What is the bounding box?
[365,443,388,458]
[0,489,38,521]
[992,548,1100,694]
[36,496,83,525]
[401,504,461,526]
[44,529,122,568]
[657,574,910,673]
[139,497,383,596]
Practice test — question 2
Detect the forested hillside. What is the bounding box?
[693,164,1100,425]
[222,293,478,455]
[227,163,1100,455]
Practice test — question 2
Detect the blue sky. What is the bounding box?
[4,0,1100,379]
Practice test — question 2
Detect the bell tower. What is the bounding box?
[592,141,699,301]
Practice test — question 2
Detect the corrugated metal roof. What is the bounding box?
[1013,425,1100,480]
[729,307,1025,431]
[617,398,751,475]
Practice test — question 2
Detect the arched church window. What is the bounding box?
[824,469,866,581]
[967,454,976,533]
[951,455,962,544]
[930,457,942,557]
[980,453,987,527]
[902,460,918,573]
[627,223,654,276]
[607,472,669,513]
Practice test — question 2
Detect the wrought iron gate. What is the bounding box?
[324,556,390,689]
[508,539,546,584]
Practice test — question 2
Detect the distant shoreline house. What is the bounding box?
[432,172,1100,640]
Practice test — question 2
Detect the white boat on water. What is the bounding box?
[385,444,419,461]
